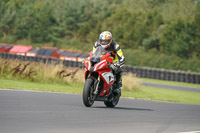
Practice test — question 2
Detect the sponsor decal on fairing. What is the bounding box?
[101,72,114,84]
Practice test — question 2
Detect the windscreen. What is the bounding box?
[92,46,107,58]
[90,46,107,64]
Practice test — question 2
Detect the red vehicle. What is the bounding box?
[83,46,120,107]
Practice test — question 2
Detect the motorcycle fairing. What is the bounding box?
[84,46,115,96]
[97,69,115,96]
[101,72,114,84]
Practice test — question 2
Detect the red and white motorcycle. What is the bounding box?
[82,46,120,107]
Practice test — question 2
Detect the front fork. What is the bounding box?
[86,71,100,95]
[93,75,100,95]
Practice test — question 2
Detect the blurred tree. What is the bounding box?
[142,10,164,51]
[0,0,199,71]
[13,1,57,43]
[0,0,17,38]
[160,18,200,58]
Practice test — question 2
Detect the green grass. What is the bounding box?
[0,78,83,94]
[141,78,200,89]
[1,78,200,105]
[123,86,200,105]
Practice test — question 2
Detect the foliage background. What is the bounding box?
[0,0,200,72]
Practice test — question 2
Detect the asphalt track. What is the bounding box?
[0,89,200,133]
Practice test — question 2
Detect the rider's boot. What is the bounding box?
[113,72,122,96]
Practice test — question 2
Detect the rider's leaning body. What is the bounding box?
[92,31,125,93]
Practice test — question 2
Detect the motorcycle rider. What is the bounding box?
[92,31,125,94]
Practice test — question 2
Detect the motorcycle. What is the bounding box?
[82,46,121,107]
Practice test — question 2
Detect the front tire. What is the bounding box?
[82,78,95,107]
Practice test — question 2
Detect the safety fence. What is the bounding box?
[0,52,200,84]
[123,66,200,84]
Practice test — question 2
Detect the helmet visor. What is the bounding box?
[100,39,111,45]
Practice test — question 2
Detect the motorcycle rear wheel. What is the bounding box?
[104,93,120,107]
[82,78,95,107]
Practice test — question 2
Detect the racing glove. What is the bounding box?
[110,63,120,72]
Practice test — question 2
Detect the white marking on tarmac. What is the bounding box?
[0,88,81,95]
[179,131,200,133]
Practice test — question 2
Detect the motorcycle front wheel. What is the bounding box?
[82,77,96,107]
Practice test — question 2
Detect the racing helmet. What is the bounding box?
[99,31,112,49]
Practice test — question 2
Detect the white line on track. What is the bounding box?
[0,88,81,95]
[179,131,200,133]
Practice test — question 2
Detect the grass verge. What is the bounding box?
[123,86,200,105]
[1,78,200,105]
[141,78,200,88]
[0,78,83,94]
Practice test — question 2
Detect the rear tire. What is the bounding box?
[82,78,95,107]
[104,93,120,107]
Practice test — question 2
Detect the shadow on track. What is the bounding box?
[92,106,154,111]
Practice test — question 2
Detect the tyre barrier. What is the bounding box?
[0,52,200,84]
[123,65,200,84]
